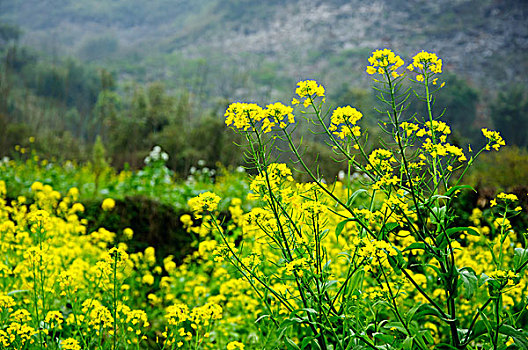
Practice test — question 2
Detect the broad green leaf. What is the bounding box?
[462,320,489,343]
[406,302,425,323]
[402,337,414,350]
[347,269,364,298]
[430,205,446,224]
[373,332,394,343]
[513,247,528,272]
[446,226,480,237]
[413,303,445,321]
[300,337,317,350]
[379,222,400,238]
[499,325,528,348]
[458,267,478,299]
[335,218,354,240]
[445,185,475,197]
[403,242,428,252]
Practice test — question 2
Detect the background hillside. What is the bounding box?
[1,0,527,181]
[3,0,527,94]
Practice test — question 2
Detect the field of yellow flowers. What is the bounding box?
[1,48,528,350]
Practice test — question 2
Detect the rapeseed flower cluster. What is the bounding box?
[292,80,325,107]
[213,48,528,349]
[366,149,397,173]
[0,181,249,349]
[481,128,506,151]
[101,197,116,211]
[248,163,294,201]
[408,50,443,83]
[261,102,295,132]
[329,106,363,140]
[366,48,405,77]
[2,48,527,349]
[224,103,264,131]
[188,191,221,214]
[225,102,296,133]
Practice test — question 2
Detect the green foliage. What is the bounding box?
[466,146,528,190]
[0,146,250,212]
[78,35,119,62]
[405,73,480,144]
[0,22,21,43]
[215,49,528,349]
[92,135,110,195]
[490,84,528,148]
[81,196,194,262]
[433,73,480,140]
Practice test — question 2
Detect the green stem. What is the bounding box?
[113,251,118,350]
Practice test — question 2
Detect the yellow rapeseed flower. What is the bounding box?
[188,192,221,215]
[294,80,325,107]
[123,227,134,240]
[481,128,505,151]
[227,341,245,350]
[261,102,295,133]
[410,51,443,74]
[101,198,116,211]
[366,48,404,76]
[329,106,363,139]
[60,338,81,350]
[224,102,264,131]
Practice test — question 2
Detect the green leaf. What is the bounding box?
[429,194,451,202]
[384,322,407,334]
[322,279,339,292]
[300,337,317,350]
[335,218,354,240]
[513,247,528,272]
[373,332,394,343]
[414,334,429,350]
[463,320,489,343]
[285,336,301,350]
[403,242,428,252]
[347,269,364,298]
[413,303,445,321]
[380,222,399,237]
[458,267,478,299]
[254,314,270,323]
[387,253,404,272]
[301,308,318,315]
[446,226,480,237]
[421,329,435,344]
[499,325,528,348]
[430,205,446,224]
[406,302,425,323]
[320,228,330,240]
[345,188,368,207]
[322,259,332,272]
[445,185,475,197]
[7,289,29,296]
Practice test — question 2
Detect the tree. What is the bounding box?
[92,135,110,195]
[0,23,21,44]
[490,84,528,148]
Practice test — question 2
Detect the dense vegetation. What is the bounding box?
[1,48,528,349]
[0,2,528,347]
[1,0,528,179]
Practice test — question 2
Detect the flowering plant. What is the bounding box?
[190,49,528,349]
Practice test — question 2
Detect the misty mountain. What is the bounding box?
[1,0,527,100]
